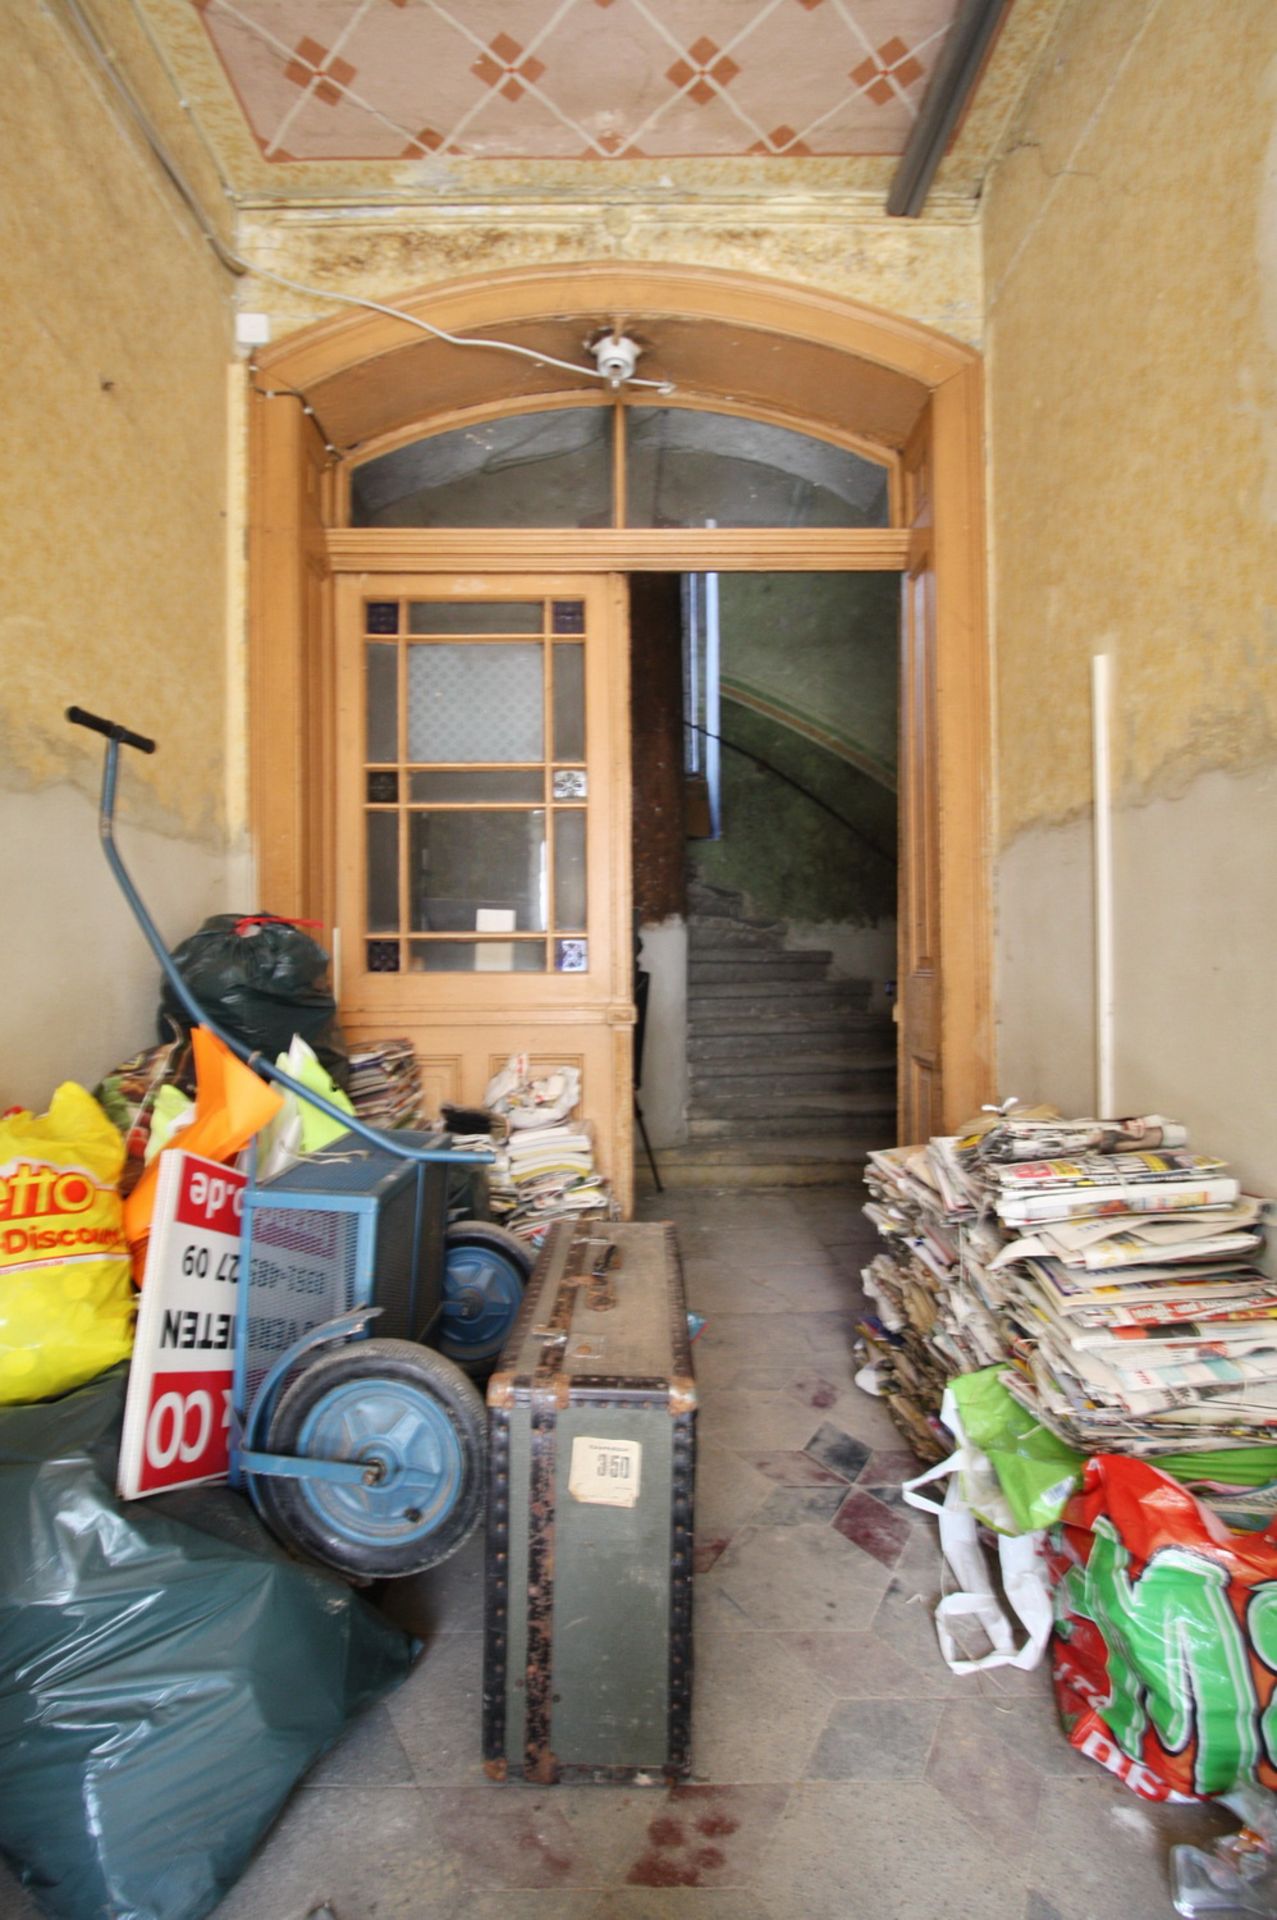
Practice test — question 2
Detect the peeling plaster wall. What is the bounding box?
[1,5,239,1107]
[985,0,1277,1186]
[237,203,983,348]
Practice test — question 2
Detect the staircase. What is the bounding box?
[649,879,897,1188]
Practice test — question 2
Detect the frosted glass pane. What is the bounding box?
[626,409,889,528]
[350,410,613,528]
[553,644,585,760]
[366,812,399,932]
[554,811,587,931]
[409,941,545,973]
[408,644,543,762]
[409,769,543,803]
[409,810,547,933]
[365,645,397,761]
[408,602,542,634]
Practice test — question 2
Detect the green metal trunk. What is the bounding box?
[483,1220,696,1785]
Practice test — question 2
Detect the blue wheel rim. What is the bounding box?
[295,1377,463,1546]
[439,1242,525,1361]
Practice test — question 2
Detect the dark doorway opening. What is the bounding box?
[630,572,899,1189]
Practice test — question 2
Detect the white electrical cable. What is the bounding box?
[56,0,675,401]
[234,254,676,393]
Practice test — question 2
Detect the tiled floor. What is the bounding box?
[0,1186,1231,1920]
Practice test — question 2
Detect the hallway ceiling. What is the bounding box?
[133,0,1062,206]
[195,0,957,164]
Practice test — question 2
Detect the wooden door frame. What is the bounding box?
[248,261,994,1135]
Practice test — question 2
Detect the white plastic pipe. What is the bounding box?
[1091,654,1115,1119]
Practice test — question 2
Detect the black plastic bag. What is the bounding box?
[159,914,349,1088]
[0,1370,413,1920]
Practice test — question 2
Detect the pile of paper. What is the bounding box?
[482,1056,613,1248]
[346,1039,424,1130]
[859,1142,1005,1458]
[859,1111,1275,1460]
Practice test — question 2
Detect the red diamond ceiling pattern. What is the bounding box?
[196,0,960,163]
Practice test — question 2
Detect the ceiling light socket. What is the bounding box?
[590,333,640,389]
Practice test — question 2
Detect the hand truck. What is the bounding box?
[69,705,532,1579]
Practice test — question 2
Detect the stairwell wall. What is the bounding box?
[984,0,1277,1192]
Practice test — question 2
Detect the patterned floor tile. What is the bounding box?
[755,1782,1028,1920]
[1025,1773,1234,1920]
[427,1782,601,1890]
[691,1632,833,1783]
[750,1485,847,1526]
[831,1487,913,1566]
[742,1449,848,1486]
[803,1422,873,1480]
[699,1519,891,1633]
[778,1628,956,1699]
[807,1695,943,1781]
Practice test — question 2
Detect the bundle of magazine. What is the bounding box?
[858,1110,1276,1463]
[347,1037,424,1130]
[486,1116,614,1248]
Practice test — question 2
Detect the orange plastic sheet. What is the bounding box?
[124,1029,281,1281]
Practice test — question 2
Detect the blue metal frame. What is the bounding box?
[80,718,496,1538]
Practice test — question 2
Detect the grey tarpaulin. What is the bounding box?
[0,1368,413,1920]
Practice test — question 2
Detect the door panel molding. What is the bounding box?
[249,263,994,1157]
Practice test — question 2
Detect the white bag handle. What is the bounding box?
[903,1435,1052,1676]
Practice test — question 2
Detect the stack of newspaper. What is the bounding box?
[859,1141,1005,1458]
[859,1111,1275,1460]
[347,1038,424,1130]
[481,1057,613,1247]
[487,1121,612,1247]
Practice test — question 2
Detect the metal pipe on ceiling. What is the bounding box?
[886,0,1009,218]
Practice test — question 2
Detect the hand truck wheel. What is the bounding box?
[253,1338,486,1578]
[437,1221,533,1374]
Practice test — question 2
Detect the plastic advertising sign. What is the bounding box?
[117,1151,245,1498]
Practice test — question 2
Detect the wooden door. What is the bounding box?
[898,419,942,1143]
[334,572,635,1213]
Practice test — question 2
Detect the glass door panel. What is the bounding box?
[351,588,600,978]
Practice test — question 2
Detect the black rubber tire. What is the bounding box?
[254,1337,487,1579]
[439,1220,534,1375]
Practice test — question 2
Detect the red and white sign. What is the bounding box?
[118,1152,246,1499]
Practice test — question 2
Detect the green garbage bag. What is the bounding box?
[949,1367,1085,1533]
[0,1369,413,1920]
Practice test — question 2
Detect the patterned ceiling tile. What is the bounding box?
[195,0,961,163]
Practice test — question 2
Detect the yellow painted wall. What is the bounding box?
[0,3,237,1106]
[986,0,1277,1191]
[986,0,1277,841]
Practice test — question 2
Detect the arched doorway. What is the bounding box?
[248,263,993,1204]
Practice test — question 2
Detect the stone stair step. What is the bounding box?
[639,1149,874,1190]
[688,1098,895,1138]
[688,915,787,950]
[690,1049,896,1082]
[688,985,874,1020]
[687,1090,894,1121]
[691,1080,896,1119]
[689,1020,891,1058]
[689,960,836,990]
[691,946,834,968]
[687,981,872,1009]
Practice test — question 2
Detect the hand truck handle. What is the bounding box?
[67,706,157,755]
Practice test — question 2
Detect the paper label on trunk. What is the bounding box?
[568,1435,642,1507]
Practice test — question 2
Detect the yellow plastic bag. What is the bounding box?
[0,1083,134,1402]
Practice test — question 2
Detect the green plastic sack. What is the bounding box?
[949,1367,1084,1533]
[0,1369,413,1920]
